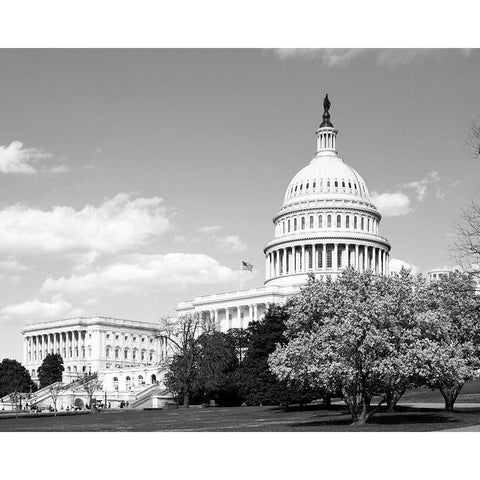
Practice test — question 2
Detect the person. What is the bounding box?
[108,402,111,409]
[126,401,129,408]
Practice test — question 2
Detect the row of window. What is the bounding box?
[28,346,92,362]
[105,332,155,344]
[105,346,156,362]
[277,213,379,235]
[287,178,366,198]
[112,374,157,391]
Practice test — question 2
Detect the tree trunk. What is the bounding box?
[386,387,405,412]
[342,387,372,425]
[440,384,463,412]
[322,394,331,407]
[183,391,190,409]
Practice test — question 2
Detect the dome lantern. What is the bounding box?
[315,93,338,155]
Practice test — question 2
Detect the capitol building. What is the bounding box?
[177,95,391,330]
[7,95,392,411]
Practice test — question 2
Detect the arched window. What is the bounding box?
[342,181,345,188]
[306,182,309,189]
[327,215,332,228]
[337,215,341,228]
[367,219,370,231]
[327,180,330,188]
[282,222,285,234]
[141,350,146,361]
[346,215,350,228]
[149,351,154,362]
[287,219,291,232]
[299,183,303,191]
[115,347,120,359]
[309,216,314,229]
[334,181,338,188]
[326,247,333,269]
[301,217,305,230]
[73,365,77,373]
[132,349,137,360]
[294,218,297,231]
[138,375,144,385]
[354,216,358,229]
[318,215,323,228]
[151,374,157,384]
[113,377,118,391]
[126,376,131,389]
[106,346,111,358]
[124,348,129,360]
[361,218,364,230]
[67,366,71,372]
[313,181,316,189]
[32,369,36,377]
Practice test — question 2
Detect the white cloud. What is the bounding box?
[389,258,419,275]
[41,252,241,298]
[214,235,247,253]
[370,191,412,217]
[0,256,29,273]
[0,141,53,174]
[198,225,222,234]
[274,48,363,67]
[400,170,440,201]
[0,193,171,256]
[49,164,69,174]
[273,49,471,69]
[1,298,83,321]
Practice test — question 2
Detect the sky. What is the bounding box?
[0,48,479,361]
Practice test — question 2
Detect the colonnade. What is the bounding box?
[265,243,389,280]
[24,330,88,364]
[199,302,267,332]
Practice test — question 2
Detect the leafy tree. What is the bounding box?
[238,304,321,406]
[377,269,428,411]
[0,358,37,399]
[417,271,480,411]
[270,270,428,424]
[37,353,64,388]
[196,331,243,406]
[81,375,102,413]
[163,313,214,408]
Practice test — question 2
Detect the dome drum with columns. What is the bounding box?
[264,94,390,287]
[177,95,391,329]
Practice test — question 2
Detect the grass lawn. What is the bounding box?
[1,403,480,432]
[2,381,480,432]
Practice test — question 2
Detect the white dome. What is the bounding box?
[284,152,369,207]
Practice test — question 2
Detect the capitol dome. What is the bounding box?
[283,155,370,206]
[263,94,391,287]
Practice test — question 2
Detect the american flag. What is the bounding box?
[241,261,253,272]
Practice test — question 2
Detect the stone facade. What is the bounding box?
[22,316,169,383]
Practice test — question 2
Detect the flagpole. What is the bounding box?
[239,260,242,291]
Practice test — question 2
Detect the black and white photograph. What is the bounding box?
[0,2,479,479]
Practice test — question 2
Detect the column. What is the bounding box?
[249,305,253,325]
[254,304,258,321]
[333,243,338,271]
[225,308,230,331]
[301,245,306,273]
[282,248,287,276]
[237,306,242,329]
[265,255,269,280]
[23,337,28,364]
[354,244,359,270]
[214,310,219,329]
